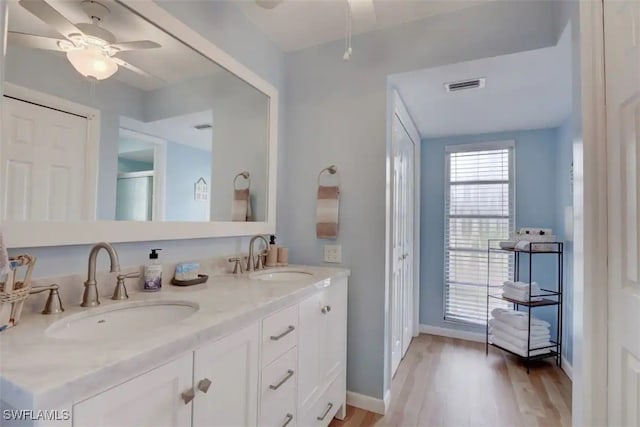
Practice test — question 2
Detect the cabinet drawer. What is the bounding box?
[262,305,298,365]
[299,374,344,427]
[259,405,296,427]
[261,347,298,402]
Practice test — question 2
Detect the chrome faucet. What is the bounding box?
[246,235,269,272]
[82,242,120,307]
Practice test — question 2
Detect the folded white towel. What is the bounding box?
[489,335,553,357]
[491,329,551,349]
[491,308,550,330]
[489,319,550,339]
[503,281,540,292]
[502,289,543,302]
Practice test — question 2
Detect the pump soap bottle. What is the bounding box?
[266,235,278,267]
[144,249,163,291]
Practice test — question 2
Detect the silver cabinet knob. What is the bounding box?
[181,388,195,405]
[321,305,332,314]
[198,378,212,393]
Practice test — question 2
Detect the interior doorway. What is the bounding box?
[388,90,421,378]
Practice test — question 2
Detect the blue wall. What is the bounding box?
[165,142,212,222]
[420,127,572,360]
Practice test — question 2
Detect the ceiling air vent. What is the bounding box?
[445,78,486,93]
[193,123,212,130]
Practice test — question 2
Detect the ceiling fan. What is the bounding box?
[8,0,162,81]
[254,0,376,61]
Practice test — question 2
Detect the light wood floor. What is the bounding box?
[330,334,571,427]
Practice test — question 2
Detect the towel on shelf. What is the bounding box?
[491,308,550,330]
[502,289,543,302]
[491,329,551,349]
[316,185,340,239]
[503,280,541,292]
[489,335,553,357]
[489,319,549,340]
[231,189,252,222]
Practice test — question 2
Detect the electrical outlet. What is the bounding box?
[324,245,342,264]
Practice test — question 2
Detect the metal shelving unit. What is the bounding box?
[485,239,564,372]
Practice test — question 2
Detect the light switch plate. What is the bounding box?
[324,244,342,263]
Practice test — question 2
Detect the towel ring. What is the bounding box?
[318,165,339,186]
[234,171,251,190]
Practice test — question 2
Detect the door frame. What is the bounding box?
[384,89,421,400]
[573,1,608,425]
[1,82,100,220]
[118,127,167,221]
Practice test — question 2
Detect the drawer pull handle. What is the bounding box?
[282,413,294,427]
[317,402,334,421]
[181,388,195,405]
[198,378,212,393]
[269,369,295,390]
[321,305,332,314]
[270,325,295,341]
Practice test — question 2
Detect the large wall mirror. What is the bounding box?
[0,0,278,247]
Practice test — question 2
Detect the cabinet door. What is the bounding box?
[193,323,260,427]
[297,291,324,412]
[73,353,193,427]
[321,278,348,382]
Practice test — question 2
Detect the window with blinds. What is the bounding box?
[444,142,514,325]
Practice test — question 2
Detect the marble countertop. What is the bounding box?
[0,265,349,409]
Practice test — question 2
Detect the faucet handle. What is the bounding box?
[30,284,64,315]
[112,272,139,301]
[255,250,267,270]
[117,272,140,280]
[229,257,243,275]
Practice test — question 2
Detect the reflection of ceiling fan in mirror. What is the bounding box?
[8,0,162,81]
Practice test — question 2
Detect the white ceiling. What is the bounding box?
[235,0,492,52]
[7,0,222,90]
[120,111,213,151]
[390,24,573,139]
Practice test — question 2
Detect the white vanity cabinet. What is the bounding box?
[72,353,193,427]
[298,277,348,426]
[193,323,260,427]
[58,276,348,427]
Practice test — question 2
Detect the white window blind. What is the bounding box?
[444,142,514,325]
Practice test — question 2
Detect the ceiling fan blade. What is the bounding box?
[112,57,165,82]
[110,40,161,52]
[18,0,84,39]
[7,31,67,51]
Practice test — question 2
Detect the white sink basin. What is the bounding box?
[250,270,314,282]
[46,300,199,341]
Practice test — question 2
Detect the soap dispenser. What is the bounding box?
[144,249,163,291]
[266,235,278,267]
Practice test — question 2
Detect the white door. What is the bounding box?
[73,353,193,427]
[390,112,416,376]
[193,323,260,427]
[604,2,640,425]
[1,96,90,221]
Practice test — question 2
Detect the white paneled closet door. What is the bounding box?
[604,1,640,425]
[391,111,416,377]
[1,96,89,221]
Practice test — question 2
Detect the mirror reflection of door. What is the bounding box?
[115,128,165,221]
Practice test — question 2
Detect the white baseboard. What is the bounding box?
[561,356,573,380]
[419,324,485,343]
[346,391,387,415]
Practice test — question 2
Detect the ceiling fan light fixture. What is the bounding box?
[66,46,118,80]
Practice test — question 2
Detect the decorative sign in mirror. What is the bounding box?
[1,0,270,224]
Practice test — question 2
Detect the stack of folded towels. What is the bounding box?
[489,308,552,356]
[502,280,543,302]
